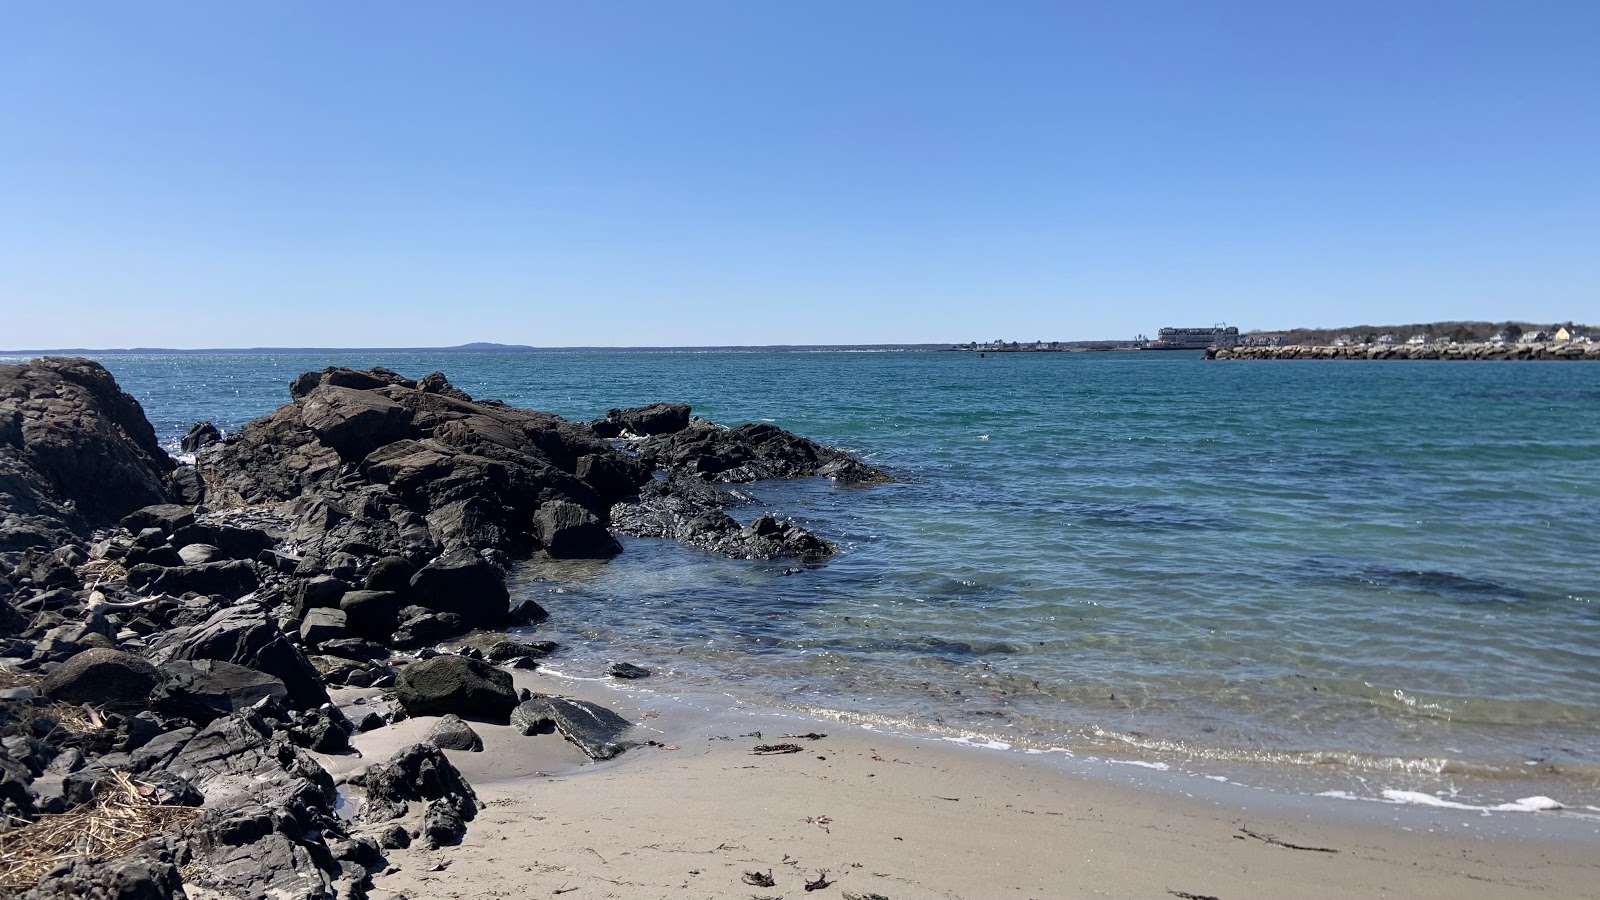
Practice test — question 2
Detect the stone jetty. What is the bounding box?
[1207,341,1600,361]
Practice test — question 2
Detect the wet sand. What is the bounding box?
[336,669,1600,900]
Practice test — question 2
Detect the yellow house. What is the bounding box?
[1554,326,1571,341]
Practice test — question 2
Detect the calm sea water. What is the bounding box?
[12,350,1599,807]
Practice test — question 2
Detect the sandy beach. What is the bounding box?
[345,670,1600,900]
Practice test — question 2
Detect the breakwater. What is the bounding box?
[1208,341,1600,361]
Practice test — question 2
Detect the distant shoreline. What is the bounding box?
[0,342,962,355]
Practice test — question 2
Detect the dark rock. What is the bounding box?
[181,420,222,453]
[154,606,329,709]
[319,637,390,662]
[422,798,467,848]
[287,706,352,753]
[611,476,834,560]
[509,699,555,735]
[170,522,277,561]
[287,574,353,619]
[507,599,551,627]
[153,659,289,724]
[376,822,411,849]
[299,384,413,461]
[125,560,259,598]
[534,499,620,558]
[363,555,417,593]
[394,655,516,719]
[639,419,887,484]
[597,402,692,437]
[166,465,205,504]
[425,714,483,751]
[361,742,477,823]
[123,543,184,568]
[298,607,347,647]
[607,662,652,679]
[355,711,385,732]
[19,854,184,900]
[121,504,196,535]
[1,358,175,529]
[338,590,404,641]
[574,452,652,505]
[513,696,632,759]
[388,608,466,650]
[461,635,554,662]
[40,648,162,708]
[408,550,509,629]
[417,371,472,401]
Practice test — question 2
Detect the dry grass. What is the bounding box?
[0,769,201,893]
[0,669,41,691]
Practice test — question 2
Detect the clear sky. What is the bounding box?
[1,1,1596,348]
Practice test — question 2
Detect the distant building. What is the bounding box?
[1149,325,1239,349]
[1519,330,1551,345]
[1554,326,1572,341]
[1406,334,1427,345]
[1376,334,1397,345]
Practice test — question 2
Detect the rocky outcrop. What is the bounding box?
[610,476,834,559]
[637,419,888,484]
[0,360,891,897]
[0,358,174,567]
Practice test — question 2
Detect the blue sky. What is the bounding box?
[1,1,1595,348]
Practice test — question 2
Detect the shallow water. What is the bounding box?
[16,349,1599,808]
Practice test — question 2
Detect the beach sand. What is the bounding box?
[340,670,1599,900]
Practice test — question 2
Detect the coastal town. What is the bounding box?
[951,321,1598,357]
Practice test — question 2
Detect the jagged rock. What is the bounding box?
[513,696,633,760]
[287,706,353,753]
[639,419,886,483]
[121,504,196,535]
[124,560,259,598]
[40,648,162,708]
[319,637,390,662]
[170,522,277,561]
[610,477,834,559]
[0,358,175,533]
[592,402,692,438]
[299,385,413,462]
[376,822,411,849]
[361,742,477,823]
[534,499,621,558]
[287,574,353,619]
[19,854,184,900]
[407,549,509,628]
[608,662,652,679]
[152,659,288,724]
[425,713,483,751]
[388,607,466,650]
[153,606,328,709]
[422,797,467,848]
[394,655,516,719]
[181,420,222,452]
[509,699,556,736]
[460,634,555,662]
[298,607,347,647]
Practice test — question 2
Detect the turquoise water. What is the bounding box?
[14,350,1600,806]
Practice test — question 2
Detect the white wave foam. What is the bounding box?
[1316,789,1565,813]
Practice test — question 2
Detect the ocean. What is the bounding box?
[13,349,1599,810]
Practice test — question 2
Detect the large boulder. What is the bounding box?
[362,742,477,823]
[512,696,633,760]
[155,606,328,709]
[407,549,509,628]
[593,402,692,437]
[338,589,404,641]
[298,385,413,461]
[40,648,162,708]
[0,357,175,530]
[534,499,621,558]
[124,560,260,598]
[394,655,516,719]
[152,659,289,724]
[425,713,484,751]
